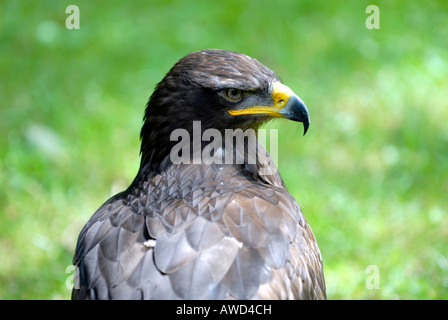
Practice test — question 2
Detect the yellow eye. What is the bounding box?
[224,88,243,102]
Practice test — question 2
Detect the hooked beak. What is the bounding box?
[228,82,310,135]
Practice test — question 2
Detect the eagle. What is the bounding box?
[72,49,326,300]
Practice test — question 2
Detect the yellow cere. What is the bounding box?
[228,82,293,117]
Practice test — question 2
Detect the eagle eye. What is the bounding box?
[223,88,244,102]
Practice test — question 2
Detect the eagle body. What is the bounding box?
[72,49,325,300]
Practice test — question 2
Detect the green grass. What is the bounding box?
[1,0,447,299]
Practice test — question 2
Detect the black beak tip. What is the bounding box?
[302,113,310,136]
[288,95,310,136]
[279,94,311,136]
[303,121,309,136]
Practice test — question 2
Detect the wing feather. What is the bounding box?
[73,160,325,299]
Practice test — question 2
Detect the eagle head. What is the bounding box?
[140,49,310,168]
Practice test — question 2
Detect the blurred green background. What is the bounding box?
[1,0,447,299]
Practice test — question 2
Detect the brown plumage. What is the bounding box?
[72,49,325,299]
